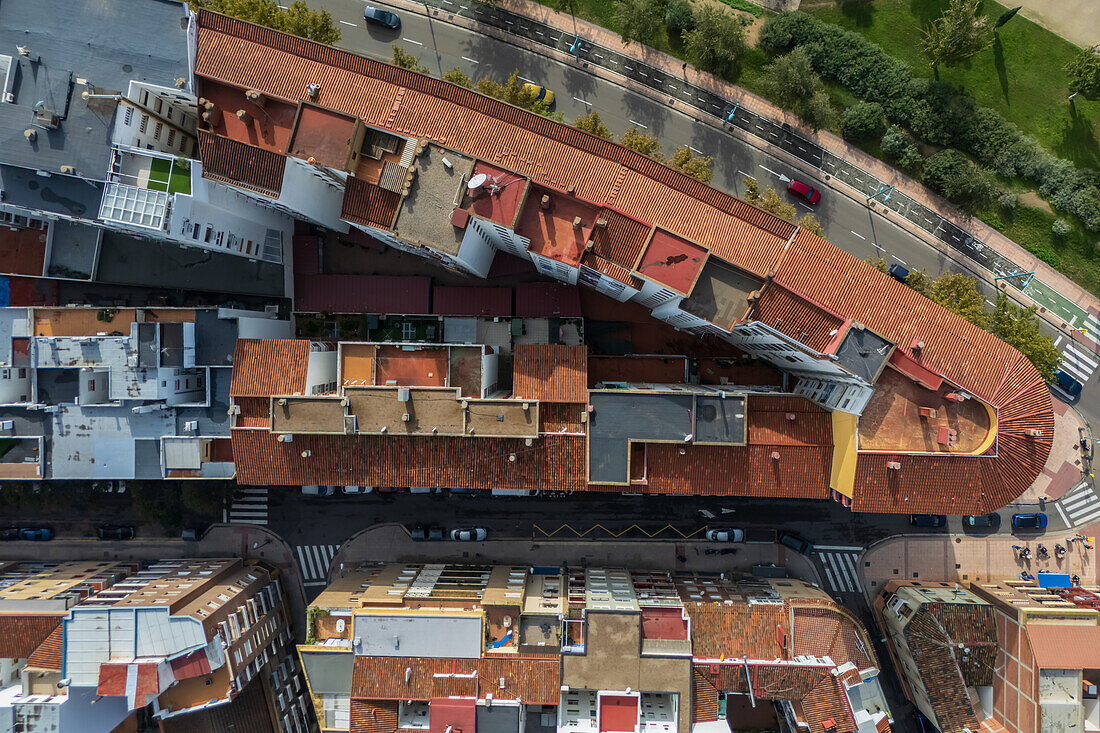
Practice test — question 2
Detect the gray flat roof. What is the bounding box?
[0,164,104,219]
[0,0,189,180]
[834,326,894,384]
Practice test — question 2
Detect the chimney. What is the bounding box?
[785,412,796,421]
[771,451,780,460]
[175,77,187,89]
[572,216,582,229]
[595,218,608,229]
[23,129,36,142]
[539,194,552,211]
[301,450,312,458]
[911,339,924,353]
[887,461,901,470]
[306,83,321,99]
[236,109,252,125]
[202,105,222,126]
[245,89,267,107]
[59,165,75,174]
[1026,428,1043,437]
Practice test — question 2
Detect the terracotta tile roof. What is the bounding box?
[691,667,720,722]
[539,402,586,433]
[693,663,854,731]
[295,274,432,315]
[198,130,285,197]
[27,624,63,670]
[193,11,795,276]
[685,603,787,659]
[234,396,272,428]
[580,250,644,289]
[588,208,652,268]
[351,700,399,733]
[1026,621,1100,670]
[512,344,588,403]
[791,603,877,670]
[433,285,512,317]
[342,177,402,229]
[0,614,62,659]
[750,282,845,353]
[232,429,586,489]
[229,339,310,398]
[515,281,583,318]
[642,443,832,499]
[799,674,856,733]
[748,395,831,446]
[351,656,560,705]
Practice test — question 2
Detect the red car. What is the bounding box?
[787,179,821,205]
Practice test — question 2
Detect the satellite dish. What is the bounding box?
[335,618,346,633]
[467,173,488,190]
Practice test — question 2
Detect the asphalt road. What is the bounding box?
[316,0,1099,429]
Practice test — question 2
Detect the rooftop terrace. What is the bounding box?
[392,144,466,256]
[518,184,596,267]
[680,259,762,330]
[635,229,708,295]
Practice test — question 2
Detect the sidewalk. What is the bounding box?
[1020,399,1088,503]
[859,534,1097,605]
[397,0,1100,332]
[331,523,822,585]
[0,524,309,642]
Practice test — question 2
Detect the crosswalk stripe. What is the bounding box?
[1073,505,1100,526]
[820,561,838,593]
[841,553,863,592]
[829,554,853,593]
[1064,342,1099,368]
[294,545,336,583]
[816,550,864,595]
[1055,501,1070,527]
[1063,491,1096,511]
[1057,359,1091,382]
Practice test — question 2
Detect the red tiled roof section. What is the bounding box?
[751,282,845,353]
[198,130,285,197]
[539,402,586,433]
[27,624,63,670]
[800,676,856,733]
[295,274,432,315]
[351,656,560,704]
[580,251,644,289]
[513,344,588,403]
[642,443,832,498]
[515,282,583,318]
[342,177,401,229]
[791,602,877,670]
[1026,622,1100,670]
[234,396,272,428]
[684,603,787,659]
[350,700,399,733]
[232,429,586,489]
[588,208,652,268]
[193,11,795,276]
[433,286,512,317]
[229,339,310,398]
[0,615,62,659]
[748,395,830,446]
[691,667,720,722]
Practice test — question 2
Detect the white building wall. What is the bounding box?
[114,82,198,156]
[305,351,338,395]
[0,367,31,405]
[481,349,498,396]
[279,157,349,232]
[456,225,497,278]
[236,316,293,340]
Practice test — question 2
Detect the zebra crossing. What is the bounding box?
[1057,339,1099,385]
[296,545,338,587]
[225,487,269,525]
[1055,481,1100,529]
[815,546,864,595]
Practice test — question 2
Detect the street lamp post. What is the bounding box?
[867,184,894,205]
[994,270,1035,289]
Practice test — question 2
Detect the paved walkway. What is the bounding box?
[1012,0,1098,49]
[395,0,1100,333]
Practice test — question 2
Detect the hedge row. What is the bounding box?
[760,12,1100,231]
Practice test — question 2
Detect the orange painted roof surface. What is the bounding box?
[635,229,708,295]
[751,282,845,354]
[198,130,285,197]
[352,656,560,705]
[465,162,526,228]
[229,339,310,397]
[512,344,588,403]
[1025,622,1100,670]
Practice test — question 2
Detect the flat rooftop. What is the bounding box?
[0,225,48,277]
[858,367,993,454]
[517,184,594,267]
[31,308,193,337]
[635,229,708,295]
[287,102,360,170]
[680,259,762,330]
[341,343,486,398]
[393,144,469,256]
[197,79,297,154]
[345,386,538,438]
[460,161,527,229]
[271,395,347,434]
[834,326,893,382]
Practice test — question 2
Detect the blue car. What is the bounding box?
[19,527,53,541]
[1012,513,1047,531]
[363,6,401,30]
[1054,369,1083,397]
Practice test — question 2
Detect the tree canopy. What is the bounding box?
[929,272,988,327]
[683,7,746,80]
[574,111,613,139]
[669,146,714,183]
[921,0,993,69]
[621,128,664,158]
[989,294,1062,381]
[615,0,665,45]
[392,45,429,74]
[759,48,833,130]
[192,0,340,44]
[1066,44,1100,101]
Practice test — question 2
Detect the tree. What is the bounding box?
[442,67,472,88]
[1052,218,1073,237]
[392,45,429,74]
[621,127,664,159]
[760,48,834,130]
[615,0,665,45]
[922,149,996,216]
[574,111,613,139]
[472,72,552,116]
[880,125,922,170]
[796,213,824,235]
[903,268,932,297]
[841,102,885,142]
[1065,44,1100,101]
[191,0,340,44]
[989,293,1062,381]
[921,0,993,70]
[865,257,889,273]
[742,176,761,204]
[683,7,745,80]
[756,186,797,222]
[929,272,989,327]
[474,77,505,99]
[670,146,713,183]
[665,0,694,36]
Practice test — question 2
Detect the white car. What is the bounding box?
[302,485,336,497]
[342,486,374,494]
[450,527,488,541]
[705,528,744,542]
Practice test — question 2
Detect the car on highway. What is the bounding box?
[0,528,21,541]
[97,525,135,541]
[522,82,555,108]
[1012,513,1047,531]
[909,514,947,528]
[778,532,814,555]
[964,513,1001,529]
[450,527,488,541]
[786,178,821,205]
[363,6,401,30]
[302,485,337,497]
[1054,369,1083,398]
[705,528,744,542]
[343,486,374,495]
[19,527,53,542]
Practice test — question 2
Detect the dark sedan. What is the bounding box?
[909,514,947,528]
[97,525,136,541]
[363,6,401,30]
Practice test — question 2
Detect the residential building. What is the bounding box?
[299,562,892,733]
[0,558,312,732]
[0,305,291,481]
[192,11,1054,514]
[876,579,1100,733]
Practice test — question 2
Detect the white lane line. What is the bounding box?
[304,580,328,587]
[1055,335,1064,346]
[842,553,863,592]
[738,170,756,180]
[687,145,703,154]
[986,299,996,307]
[296,547,315,578]
[609,59,619,65]
[339,20,356,26]
[798,202,814,211]
[403,37,423,45]
[1057,360,1090,382]
[518,75,535,83]
[1056,501,1071,527]
[1074,506,1100,526]
[1063,490,1097,511]
[669,85,677,90]
[758,165,782,177]
[574,96,589,104]
[820,560,839,593]
[629,119,648,129]
[461,56,479,63]
[872,242,885,251]
[815,545,863,551]
[850,230,866,240]
[825,554,853,593]
[892,254,907,265]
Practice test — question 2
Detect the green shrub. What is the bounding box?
[1052,218,1072,237]
[664,0,694,35]
[841,102,885,142]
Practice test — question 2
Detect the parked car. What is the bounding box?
[778,532,814,555]
[19,527,53,542]
[909,514,947,528]
[180,528,200,541]
[1012,513,1047,531]
[411,524,446,541]
[1054,369,1084,398]
[302,485,337,496]
[450,527,488,541]
[343,486,374,495]
[705,528,744,542]
[97,525,135,541]
[522,82,555,107]
[888,263,910,283]
[378,487,408,494]
[964,513,1001,529]
[786,178,821,205]
[363,6,401,29]
[0,528,21,541]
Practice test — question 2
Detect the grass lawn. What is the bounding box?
[147,157,192,196]
[978,203,1100,294]
[802,0,1100,170]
